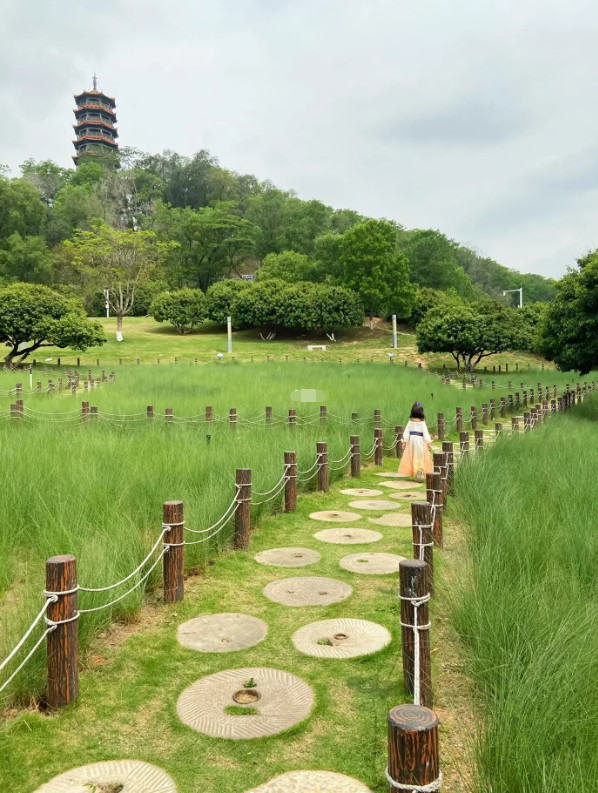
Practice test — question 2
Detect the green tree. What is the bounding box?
[400,229,476,299]
[256,250,311,282]
[0,283,105,367]
[0,233,54,284]
[63,223,172,339]
[340,219,415,326]
[314,284,364,335]
[150,288,208,334]
[0,177,47,240]
[537,251,598,373]
[313,233,344,282]
[205,279,251,326]
[245,187,289,258]
[417,302,532,371]
[20,159,72,206]
[410,287,465,326]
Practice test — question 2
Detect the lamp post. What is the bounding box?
[503,287,523,308]
[103,289,110,318]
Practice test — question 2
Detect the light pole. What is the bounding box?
[103,289,110,318]
[503,287,523,308]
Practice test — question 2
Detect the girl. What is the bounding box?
[398,402,434,482]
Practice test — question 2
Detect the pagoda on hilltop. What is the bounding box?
[72,75,118,165]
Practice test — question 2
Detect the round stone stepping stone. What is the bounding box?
[348,499,399,511]
[177,667,314,739]
[379,480,424,491]
[33,760,177,793]
[245,770,373,792]
[309,510,362,522]
[254,547,321,568]
[388,491,423,501]
[339,487,383,497]
[263,576,352,606]
[314,528,383,545]
[375,471,408,478]
[369,512,412,527]
[339,552,405,575]
[177,613,267,653]
[292,618,391,658]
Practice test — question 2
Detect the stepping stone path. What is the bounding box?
[309,510,361,522]
[339,487,383,497]
[177,667,314,739]
[245,770,373,792]
[369,512,412,527]
[314,528,383,545]
[388,491,422,501]
[33,760,177,793]
[254,547,321,568]
[292,618,391,658]
[374,471,408,478]
[339,552,405,575]
[348,499,399,511]
[177,613,267,653]
[263,576,353,606]
[378,480,425,491]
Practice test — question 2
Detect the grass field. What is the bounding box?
[451,396,598,792]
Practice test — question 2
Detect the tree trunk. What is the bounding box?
[116,314,124,341]
[369,315,374,330]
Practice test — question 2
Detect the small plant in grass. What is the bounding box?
[84,783,124,793]
[224,705,258,716]
[317,638,333,646]
[243,677,257,688]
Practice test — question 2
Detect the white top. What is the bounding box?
[402,419,432,443]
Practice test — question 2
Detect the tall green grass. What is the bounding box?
[452,398,598,792]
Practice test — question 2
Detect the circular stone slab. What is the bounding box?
[375,471,409,478]
[245,770,373,793]
[379,480,425,491]
[33,760,177,793]
[177,613,267,653]
[292,618,391,658]
[177,667,314,739]
[309,510,362,522]
[314,528,383,545]
[339,487,383,497]
[388,491,423,501]
[348,499,399,511]
[369,512,413,527]
[339,552,405,575]
[254,547,321,568]
[263,576,352,606]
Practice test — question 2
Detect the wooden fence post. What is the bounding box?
[524,410,531,430]
[436,413,444,441]
[433,452,448,508]
[163,501,184,602]
[551,399,556,413]
[229,408,238,428]
[412,501,434,596]
[350,435,361,477]
[500,397,506,418]
[489,398,496,419]
[90,406,98,420]
[147,405,154,420]
[320,405,327,425]
[425,471,443,546]
[234,470,252,550]
[523,389,528,407]
[205,405,213,423]
[165,408,173,423]
[399,559,432,708]
[482,403,488,426]
[515,392,520,410]
[288,409,296,427]
[46,554,79,708]
[459,430,469,458]
[317,442,329,491]
[387,705,440,793]
[442,441,454,495]
[495,422,503,436]
[374,428,384,466]
[284,451,297,512]
[475,429,484,450]
[471,405,477,430]
[456,406,463,432]
[511,416,519,433]
[395,426,403,457]
[81,401,89,424]
[351,411,359,423]
[265,406,272,424]
[374,409,381,428]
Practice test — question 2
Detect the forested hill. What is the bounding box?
[1,148,555,305]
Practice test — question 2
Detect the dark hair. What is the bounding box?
[410,403,425,420]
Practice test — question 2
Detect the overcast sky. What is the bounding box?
[2,0,598,279]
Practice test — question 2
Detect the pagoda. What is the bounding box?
[72,75,118,165]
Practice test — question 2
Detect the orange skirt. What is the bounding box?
[398,438,434,477]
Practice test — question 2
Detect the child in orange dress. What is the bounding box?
[398,402,434,482]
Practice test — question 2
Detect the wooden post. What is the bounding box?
[511,416,519,433]
[317,442,329,491]
[374,409,381,428]
[393,426,402,458]
[530,387,535,404]
[456,406,463,432]
[459,430,469,458]
[426,471,443,546]
[90,406,98,420]
[442,441,454,495]
[515,392,520,409]
[229,408,238,428]
[412,501,434,595]
[352,411,359,422]
[399,560,433,708]
[492,380,495,389]
[84,381,89,392]
[482,403,488,426]
[500,397,506,418]
[471,405,477,430]
[553,385,558,399]
[46,555,79,708]
[234,469,252,550]
[551,399,556,413]
[288,409,296,427]
[474,429,484,450]
[37,381,42,393]
[433,452,448,508]
[205,405,213,423]
[320,405,327,425]
[523,389,528,407]
[284,451,297,512]
[495,422,503,436]
[507,394,513,412]
[265,406,272,424]
[350,435,361,477]
[436,413,444,441]
[147,405,154,420]
[165,408,173,423]
[490,398,496,419]
[163,501,184,602]
[524,410,531,430]
[374,428,384,466]
[81,401,89,423]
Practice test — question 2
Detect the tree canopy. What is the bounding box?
[150,288,208,334]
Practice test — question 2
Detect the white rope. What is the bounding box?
[385,768,443,791]
[297,455,321,476]
[184,497,238,534]
[399,592,431,707]
[0,627,53,694]
[252,466,290,497]
[78,548,167,613]
[251,479,287,506]
[0,597,55,675]
[79,530,167,592]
